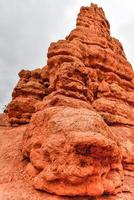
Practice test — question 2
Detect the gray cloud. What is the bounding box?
[0,0,134,111]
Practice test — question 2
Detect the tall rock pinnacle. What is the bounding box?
[6,3,134,198]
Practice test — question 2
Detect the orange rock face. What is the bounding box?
[7,67,49,125]
[23,100,122,196]
[6,3,134,199]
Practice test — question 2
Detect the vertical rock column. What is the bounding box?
[22,4,124,197]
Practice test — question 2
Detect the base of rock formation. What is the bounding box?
[0,114,134,200]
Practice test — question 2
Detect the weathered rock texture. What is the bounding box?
[0,120,134,200]
[7,66,49,125]
[5,3,134,199]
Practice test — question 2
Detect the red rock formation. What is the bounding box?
[0,122,134,200]
[6,3,134,199]
[7,66,49,125]
[23,105,123,196]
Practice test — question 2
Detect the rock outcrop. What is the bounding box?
[7,66,49,125]
[6,3,134,199]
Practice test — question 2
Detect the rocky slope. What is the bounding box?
[1,3,134,199]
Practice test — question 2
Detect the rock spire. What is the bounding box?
[6,3,134,199]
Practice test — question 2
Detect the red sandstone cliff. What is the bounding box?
[1,3,134,200]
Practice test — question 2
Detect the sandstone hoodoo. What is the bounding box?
[5,3,134,199]
[7,67,49,125]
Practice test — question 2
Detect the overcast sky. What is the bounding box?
[0,0,134,112]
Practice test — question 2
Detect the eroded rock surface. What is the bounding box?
[0,121,134,200]
[5,3,134,199]
[23,101,122,196]
[7,66,50,125]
